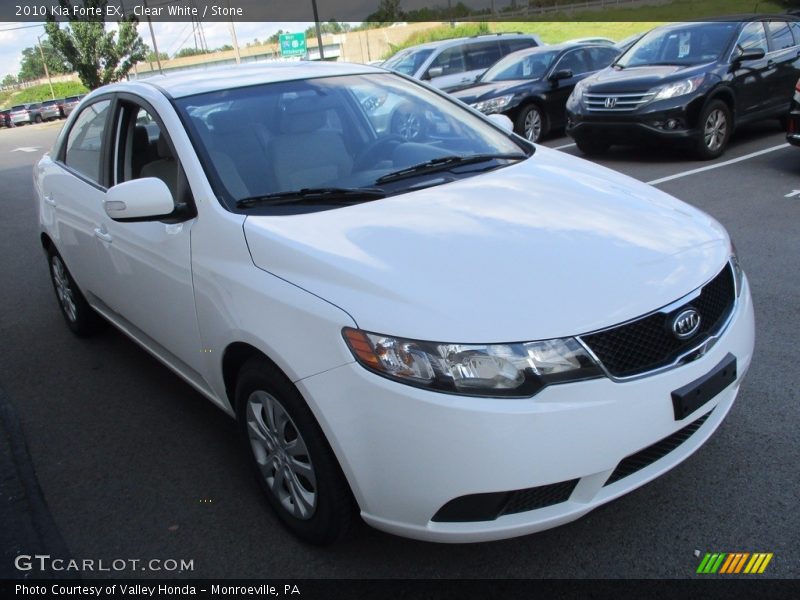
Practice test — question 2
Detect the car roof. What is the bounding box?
[105,61,385,99]
[404,32,539,51]
[501,41,612,59]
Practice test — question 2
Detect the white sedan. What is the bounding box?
[35,61,754,544]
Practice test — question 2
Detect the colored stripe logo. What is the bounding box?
[697,552,773,574]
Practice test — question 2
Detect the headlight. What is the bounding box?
[571,78,588,100]
[471,94,515,115]
[653,75,705,101]
[730,241,744,297]
[343,328,602,397]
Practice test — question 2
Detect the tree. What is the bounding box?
[18,42,70,81]
[2,74,17,87]
[45,0,146,90]
[366,0,404,22]
[143,44,168,64]
[174,47,208,59]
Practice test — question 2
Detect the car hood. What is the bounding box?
[243,147,729,342]
[584,64,711,92]
[452,80,537,104]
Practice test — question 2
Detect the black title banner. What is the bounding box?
[2,0,800,23]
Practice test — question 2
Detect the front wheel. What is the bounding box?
[236,358,354,544]
[34,115,43,124]
[515,104,545,142]
[694,100,731,160]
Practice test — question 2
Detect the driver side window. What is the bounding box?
[736,22,768,53]
[427,47,466,77]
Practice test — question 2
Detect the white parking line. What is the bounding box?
[552,142,577,150]
[646,143,791,185]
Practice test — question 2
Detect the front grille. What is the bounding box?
[432,478,579,522]
[580,264,735,378]
[584,91,655,112]
[604,411,712,486]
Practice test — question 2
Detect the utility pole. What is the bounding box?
[142,0,162,73]
[311,0,325,60]
[36,35,55,100]
[227,0,241,64]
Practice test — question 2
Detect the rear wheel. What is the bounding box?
[575,136,610,156]
[34,114,43,124]
[694,100,731,160]
[47,248,103,337]
[236,358,354,544]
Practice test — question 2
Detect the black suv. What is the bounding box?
[566,18,800,159]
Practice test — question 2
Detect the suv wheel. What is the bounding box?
[34,114,43,124]
[236,358,354,544]
[515,104,545,142]
[695,100,731,160]
[575,137,610,156]
[47,249,103,336]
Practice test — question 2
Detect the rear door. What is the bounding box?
[40,97,113,299]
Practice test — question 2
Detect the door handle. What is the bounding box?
[767,59,775,68]
[44,195,56,207]
[93,227,113,243]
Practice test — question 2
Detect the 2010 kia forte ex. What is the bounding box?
[35,62,755,544]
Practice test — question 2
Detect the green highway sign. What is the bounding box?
[279,33,307,57]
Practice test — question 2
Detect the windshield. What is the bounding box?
[482,49,559,82]
[615,22,738,68]
[382,48,434,75]
[176,73,527,213]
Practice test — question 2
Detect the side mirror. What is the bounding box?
[549,69,573,82]
[105,178,174,221]
[737,47,765,63]
[426,66,444,79]
[487,113,514,132]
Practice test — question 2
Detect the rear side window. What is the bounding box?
[500,38,537,54]
[554,49,591,75]
[464,41,502,70]
[64,100,110,184]
[768,21,795,50]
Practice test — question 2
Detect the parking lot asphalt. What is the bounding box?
[0,119,797,579]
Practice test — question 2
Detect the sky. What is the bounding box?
[0,21,316,80]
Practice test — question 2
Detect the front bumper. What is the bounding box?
[298,276,755,543]
[566,93,706,146]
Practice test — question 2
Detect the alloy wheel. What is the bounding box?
[524,108,542,141]
[246,390,317,520]
[703,109,727,152]
[51,255,77,323]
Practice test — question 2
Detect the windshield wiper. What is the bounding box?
[236,187,386,208]
[375,153,527,185]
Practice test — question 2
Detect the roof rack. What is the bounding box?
[469,32,525,38]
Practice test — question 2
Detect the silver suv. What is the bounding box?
[382,33,544,91]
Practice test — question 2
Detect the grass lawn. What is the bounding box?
[384,0,786,57]
[1,81,87,109]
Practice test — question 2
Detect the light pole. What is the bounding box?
[37,35,56,100]
[311,0,325,60]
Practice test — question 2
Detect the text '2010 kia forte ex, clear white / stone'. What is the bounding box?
[35,62,754,544]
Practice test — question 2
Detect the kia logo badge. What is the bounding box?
[604,97,617,108]
[671,308,701,340]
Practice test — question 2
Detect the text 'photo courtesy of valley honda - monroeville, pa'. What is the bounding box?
[36,60,754,544]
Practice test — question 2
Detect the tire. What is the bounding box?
[515,104,546,142]
[47,248,103,337]
[694,99,731,160]
[235,357,354,544]
[575,136,611,156]
[34,115,43,124]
